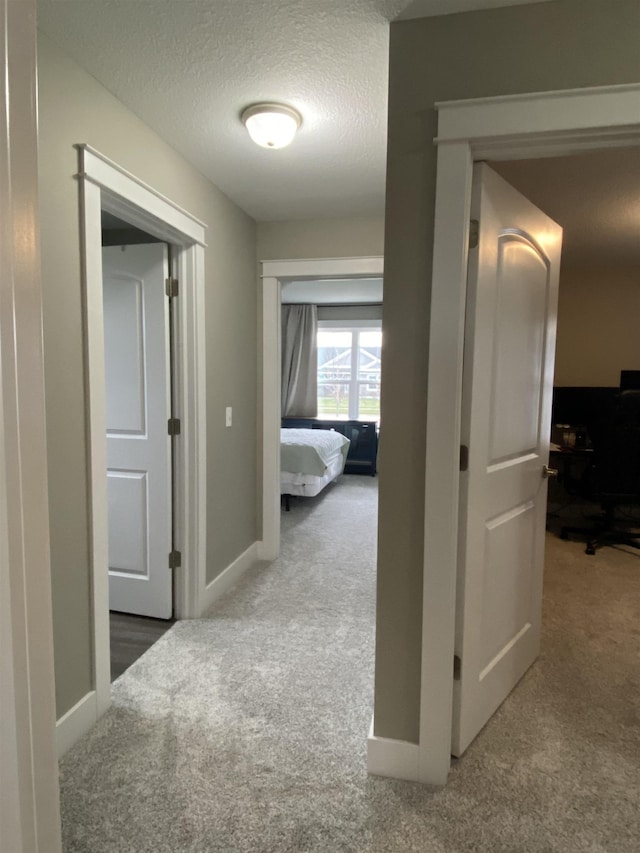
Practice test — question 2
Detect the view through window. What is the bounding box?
[317,327,381,420]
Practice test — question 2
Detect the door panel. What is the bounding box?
[103,277,146,434]
[489,238,548,460]
[453,164,562,756]
[107,470,148,576]
[482,502,535,669]
[103,243,173,619]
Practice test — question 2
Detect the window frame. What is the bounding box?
[317,319,382,421]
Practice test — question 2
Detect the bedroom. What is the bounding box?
[279,276,383,515]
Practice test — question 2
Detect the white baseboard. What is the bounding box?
[367,718,421,782]
[56,691,97,759]
[199,542,259,615]
[256,540,276,562]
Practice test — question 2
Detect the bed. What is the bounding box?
[280,428,350,509]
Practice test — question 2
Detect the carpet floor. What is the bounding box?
[59,477,640,852]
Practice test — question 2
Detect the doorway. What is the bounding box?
[100,213,177,678]
[260,256,384,561]
[491,146,640,538]
[415,83,640,786]
[77,145,208,721]
[450,146,640,759]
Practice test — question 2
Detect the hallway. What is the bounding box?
[59,478,640,852]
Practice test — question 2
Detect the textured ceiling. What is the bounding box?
[37,0,407,221]
[36,0,545,221]
[36,1,639,264]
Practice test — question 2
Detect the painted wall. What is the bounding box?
[318,305,383,322]
[257,216,384,261]
[38,33,257,718]
[378,0,640,742]
[555,265,640,387]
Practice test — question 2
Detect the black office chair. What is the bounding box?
[560,390,640,555]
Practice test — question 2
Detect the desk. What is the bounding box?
[547,446,596,533]
[549,445,594,493]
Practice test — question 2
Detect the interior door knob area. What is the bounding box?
[543,465,558,478]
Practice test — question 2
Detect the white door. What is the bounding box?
[453,163,562,756]
[103,243,173,619]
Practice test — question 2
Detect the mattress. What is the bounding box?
[280,428,350,476]
[280,427,350,497]
[280,452,347,497]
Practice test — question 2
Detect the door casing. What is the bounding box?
[0,0,62,846]
[418,83,640,786]
[77,145,208,727]
[259,256,384,561]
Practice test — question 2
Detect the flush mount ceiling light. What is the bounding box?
[241,103,302,149]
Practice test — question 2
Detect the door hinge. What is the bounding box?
[453,655,462,680]
[168,550,182,571]
[460,444,469,472]
[165,277,179,298]
[469,219,479,250]
[168,417,181,437]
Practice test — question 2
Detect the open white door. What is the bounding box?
[453,163,562,756]
[103,243,173,619]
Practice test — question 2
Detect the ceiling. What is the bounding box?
[492,147,640,267]
[36,0,549,222]
[36,1,639,265]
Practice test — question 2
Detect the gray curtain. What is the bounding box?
[281,304,317,417]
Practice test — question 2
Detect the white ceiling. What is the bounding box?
[36,1,639,265]
[36,0,549,222]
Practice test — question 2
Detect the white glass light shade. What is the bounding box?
[242,103,301,149]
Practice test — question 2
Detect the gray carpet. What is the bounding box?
[59,477,640,852]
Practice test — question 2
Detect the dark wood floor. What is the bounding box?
[109,612,174,682]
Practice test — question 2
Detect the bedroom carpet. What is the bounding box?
[59,477,640,852]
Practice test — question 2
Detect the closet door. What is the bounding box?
[103,243,173,619]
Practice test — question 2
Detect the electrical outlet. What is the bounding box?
[225,406,232,427]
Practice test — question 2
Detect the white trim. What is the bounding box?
[173,242,208,620]
[77,147,208,726]
[79,145,207,245]
[421,84,640,786]
[55,692,97,759]
[435,83,640,145]
[367,720,421,782]
[199,542,259,614]
[262,257,383,280]
[0,1,61,846]
[259,256,384,562]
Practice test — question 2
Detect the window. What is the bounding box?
[317,324,382,420]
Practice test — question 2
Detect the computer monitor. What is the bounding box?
[620,370,640,391]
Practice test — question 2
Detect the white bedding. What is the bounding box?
[280,428,350,476]
[280,428,350,497]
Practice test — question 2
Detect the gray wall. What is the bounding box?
[38,33,258,718]
[257,216,384,261]
[555,265,640,387]
[317,305,383,322]
[377,0,640,742]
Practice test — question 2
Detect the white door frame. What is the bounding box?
[77,145,208,719]
[0,0,62,847]
[420,82,640,786]
[259,256,383,560]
